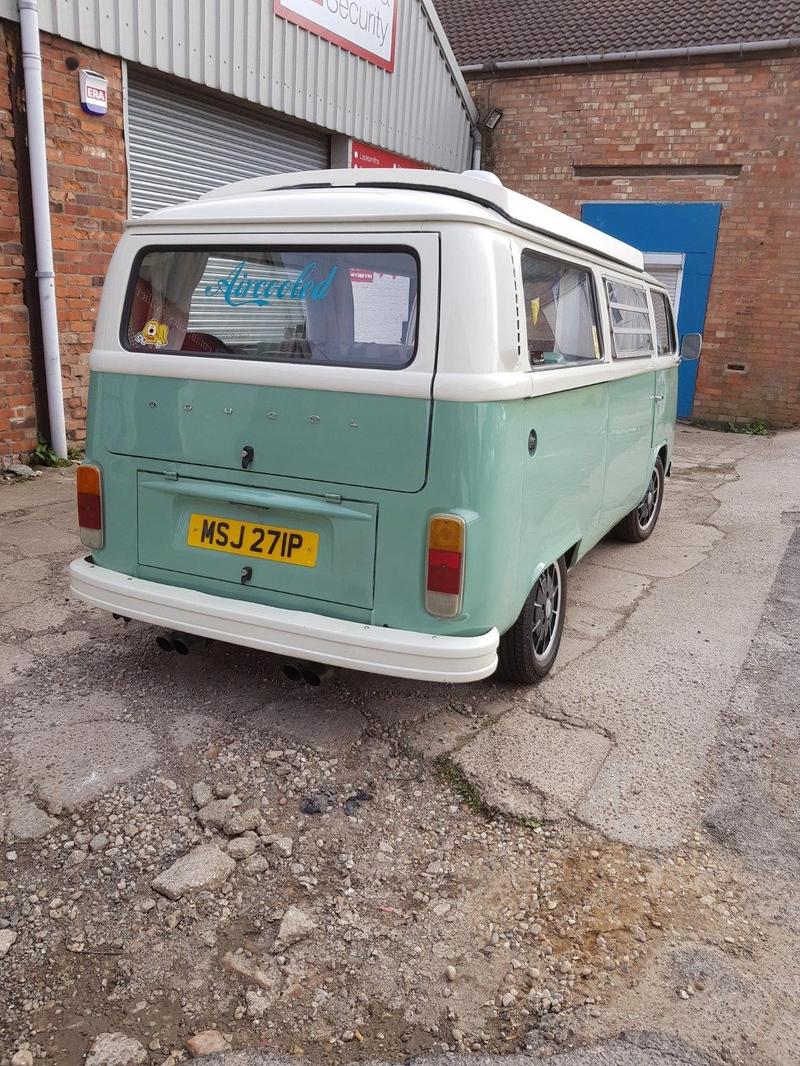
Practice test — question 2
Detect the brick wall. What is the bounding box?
[468,52,800,426]
[0,22,35,461]
[0,24,126,461]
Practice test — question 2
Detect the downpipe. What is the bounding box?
[470,125,482,170]
[283,660,334,686]
[17,0,67,458]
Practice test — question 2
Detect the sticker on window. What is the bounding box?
[203,261,338,308]
[135,319,170,348]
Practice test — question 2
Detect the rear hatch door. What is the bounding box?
[105,233,439,493]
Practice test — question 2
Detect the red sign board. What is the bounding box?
[350,141,431,170]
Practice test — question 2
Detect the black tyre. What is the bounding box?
[498,556,567,684]
[612,456,665,544]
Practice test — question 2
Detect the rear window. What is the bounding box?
[123,247,419,369]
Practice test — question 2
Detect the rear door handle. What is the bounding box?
[651,393,664,401]
[141,478,371,520]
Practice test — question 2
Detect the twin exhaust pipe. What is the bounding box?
[155,631,332,685]
[282,660,333,687]
[155,630,209,656]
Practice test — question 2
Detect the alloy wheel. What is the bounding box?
[531,562,562,661]
[637,465,661,530]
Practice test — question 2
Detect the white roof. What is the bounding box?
[129,169,644,271]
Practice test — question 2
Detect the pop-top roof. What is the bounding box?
[142,169,640,271]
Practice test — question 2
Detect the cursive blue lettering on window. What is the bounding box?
[204,261,338,308]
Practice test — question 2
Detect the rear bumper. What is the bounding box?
[69,558,499,683]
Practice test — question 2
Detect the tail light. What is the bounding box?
[425,514,465,618]
[76,464,103,549]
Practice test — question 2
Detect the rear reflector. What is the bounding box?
[76,464,103,549]
[425,514,465,618]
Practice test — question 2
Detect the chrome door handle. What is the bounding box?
[651,393,664,401]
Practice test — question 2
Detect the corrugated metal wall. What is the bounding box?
[127,70,329,214]
[0,0,474,170]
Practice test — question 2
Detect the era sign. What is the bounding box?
[78,69,108,116]
[275,0,397,72]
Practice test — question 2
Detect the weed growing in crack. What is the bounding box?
[433,756,540,830]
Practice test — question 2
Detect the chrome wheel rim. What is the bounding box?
[531,563,561,661]
[637,465,661,530]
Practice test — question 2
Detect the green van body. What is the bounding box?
[84,368,675,639]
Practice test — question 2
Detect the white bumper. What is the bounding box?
[69,558,499,683]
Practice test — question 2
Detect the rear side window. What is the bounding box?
[605,279,655,359]
[123,247,419,369]
[521,250,601,368]
[651,290,677,355]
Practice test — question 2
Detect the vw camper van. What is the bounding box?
[70,169,700,684]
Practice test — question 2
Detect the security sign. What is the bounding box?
[79,69,108,116]
[275,0,397,71]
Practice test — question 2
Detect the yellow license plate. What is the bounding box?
[187,513,319,567]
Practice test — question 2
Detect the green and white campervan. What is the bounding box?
[70,169,700,684]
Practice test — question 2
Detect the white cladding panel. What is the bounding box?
[127,71,329,215]
[0,0,474,170]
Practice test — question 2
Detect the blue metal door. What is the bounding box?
[581,202,721,418]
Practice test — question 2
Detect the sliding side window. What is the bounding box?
[605,280,655,359]
[521,250,602,368]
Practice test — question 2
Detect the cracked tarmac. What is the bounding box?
[1,425,799,1066]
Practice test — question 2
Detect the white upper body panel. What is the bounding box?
[93,170,678,402]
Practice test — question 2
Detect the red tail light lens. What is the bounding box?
[427,549,462,594]
[425,514,465,617]
[76,464,103,549]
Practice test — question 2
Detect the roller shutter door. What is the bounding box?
[126,71,329,217]
[643,255,684,315]
[647,266,680,305]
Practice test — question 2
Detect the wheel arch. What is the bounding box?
[518,534,579,615]
[655,440,670,476]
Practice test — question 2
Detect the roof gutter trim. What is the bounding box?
[461,37,800,74]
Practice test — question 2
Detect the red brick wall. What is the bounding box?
[0,22,36,461]
[42,32,126,446]
[468,52,800,427]
[0,24,126,460]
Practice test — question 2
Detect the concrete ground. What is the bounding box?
[1,425,799,1066]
